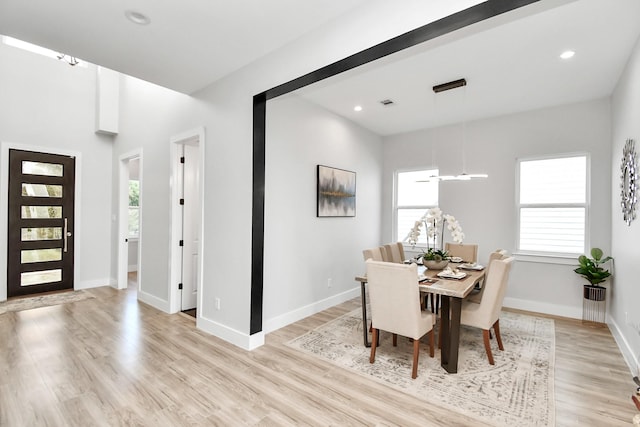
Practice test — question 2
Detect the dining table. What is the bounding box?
[355,263,485,374]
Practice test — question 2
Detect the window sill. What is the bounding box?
[513,252,578,265]
[127,236,139,243]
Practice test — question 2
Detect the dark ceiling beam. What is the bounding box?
[250,0,540,335]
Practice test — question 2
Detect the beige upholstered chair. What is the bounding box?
[460,256,514,365]
[467,249,508,304]
[383,242,406,263]
[362,247,384,261]
[366,260,435,379]
[445,242,478,263]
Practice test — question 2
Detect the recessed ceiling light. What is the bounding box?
[560,50,575,59]
[354,105,363,112]
[125,10,151,25]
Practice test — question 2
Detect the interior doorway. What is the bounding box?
[169,127,205,317]
[126,157,140,290]
[117,150,142,292]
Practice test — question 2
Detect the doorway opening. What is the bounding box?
[169,127,205,318]
[117,150,142,293]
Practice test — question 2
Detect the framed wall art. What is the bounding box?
[317,165,356,217]
[620,138,638,225]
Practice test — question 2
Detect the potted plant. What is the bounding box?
[574,248,613,322]
[407,207,463,269]
[574,247,613,288]
[421,248,450,270]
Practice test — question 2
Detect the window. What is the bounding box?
[394,169,438,245]
[128,180,139,237]
[517,155,587,255]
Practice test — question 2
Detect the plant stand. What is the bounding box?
[582,285,606,323]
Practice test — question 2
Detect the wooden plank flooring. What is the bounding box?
[0,283,637,426]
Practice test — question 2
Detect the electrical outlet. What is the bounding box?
[215,297,221,310]
[327,278,332,288]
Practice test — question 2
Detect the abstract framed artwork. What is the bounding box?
[317,165,356,217]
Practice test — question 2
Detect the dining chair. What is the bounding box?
[383,242,405,263]
[459,256,514,365]
[445,242,478,263]
[362,247,384,261]
[467,249,508,304]
[366,259,435,379]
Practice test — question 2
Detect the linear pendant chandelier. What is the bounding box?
[418,78,488,183]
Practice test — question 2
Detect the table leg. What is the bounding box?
[360,282,371,347]
[440,295,451,368]
[441,296,462,374]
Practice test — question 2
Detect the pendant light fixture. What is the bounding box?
[417,78,488,182]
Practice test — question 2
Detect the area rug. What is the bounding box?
[0,290,95,315]
[286,309,555,427]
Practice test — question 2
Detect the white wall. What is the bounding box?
[382,98,612,319]
[111,76,198,308]
[0,42,114,300]
[263,95,382,332]
[611,35,640,376]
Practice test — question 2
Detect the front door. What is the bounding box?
[7,149,75,297]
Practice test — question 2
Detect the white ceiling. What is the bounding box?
[293,0,640,136]
[2,0,639,136]
[0,0,369,94]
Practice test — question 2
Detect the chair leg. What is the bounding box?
[370,329,378,363]
[412,339,420,379]
[392,333,398,347]
[429,330,434,357]
[482,329,495,365]
[493,319,504,351]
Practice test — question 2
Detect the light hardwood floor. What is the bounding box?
[0,282,636,426]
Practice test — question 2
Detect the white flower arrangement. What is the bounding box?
[407,207,465,249]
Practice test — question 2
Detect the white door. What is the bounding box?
[181,144,200,311]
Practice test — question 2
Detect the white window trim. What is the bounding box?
[392,167,438,248]
[514,152,590,263]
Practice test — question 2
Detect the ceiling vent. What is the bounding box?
[379,99,395,107]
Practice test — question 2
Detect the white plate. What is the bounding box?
[450,257,464,263]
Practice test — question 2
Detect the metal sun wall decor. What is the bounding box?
[317,165,356,217]
[620,138,638,226]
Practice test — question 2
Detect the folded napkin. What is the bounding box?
[460,263,484,270]
[436,268,467,279]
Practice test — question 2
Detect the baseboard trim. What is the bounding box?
[503,296,581,320]
[137,290,170,312]
[608,316,638,376]
[263,287,360,334]
[75,278,114,290]
[197,315,264,350]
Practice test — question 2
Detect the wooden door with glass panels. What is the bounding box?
[7,149,75,297]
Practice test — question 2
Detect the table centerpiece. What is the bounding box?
[407,207,464,269]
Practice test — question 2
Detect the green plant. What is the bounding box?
[574,247,613,287]
[422,248,449,261]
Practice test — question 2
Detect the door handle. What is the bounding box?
[63,218,72,252]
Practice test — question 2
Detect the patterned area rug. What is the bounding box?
[0,290,95,315]
[286,309,555,427]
